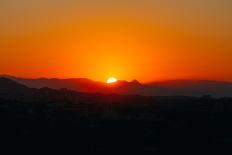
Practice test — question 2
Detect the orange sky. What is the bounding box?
[0,0,232,82]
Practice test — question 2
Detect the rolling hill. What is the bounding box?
[1,75,232,97]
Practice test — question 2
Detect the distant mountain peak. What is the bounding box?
[130,79,141,85]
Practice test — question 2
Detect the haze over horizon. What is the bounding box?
[1,0,232,82]
[1,74,232,84]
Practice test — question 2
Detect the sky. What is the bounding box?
[0,0,232,82]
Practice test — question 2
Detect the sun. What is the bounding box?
[107,77,118,84]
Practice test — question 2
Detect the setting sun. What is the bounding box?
[107,77,118,84]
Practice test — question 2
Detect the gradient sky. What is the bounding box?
[0,0,232,82]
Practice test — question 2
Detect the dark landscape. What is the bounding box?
[1,77,232,153]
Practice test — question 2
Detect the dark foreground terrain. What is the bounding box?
[0,78,232,153]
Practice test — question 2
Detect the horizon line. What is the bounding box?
[1,74,232,84]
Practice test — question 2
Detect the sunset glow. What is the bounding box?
[0,1,231,82]
[1,0,232,146]
[107,77,118,84]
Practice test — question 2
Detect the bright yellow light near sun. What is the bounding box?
[107,77,118,84]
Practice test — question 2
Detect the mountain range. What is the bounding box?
[0,75,232,97]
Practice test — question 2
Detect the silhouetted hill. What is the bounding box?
[0,75,143,95]
[0,78,76,101]
[1,75,232,97]
[147,80,232,97]
[0,77,28,90]
[0,78,32,99]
